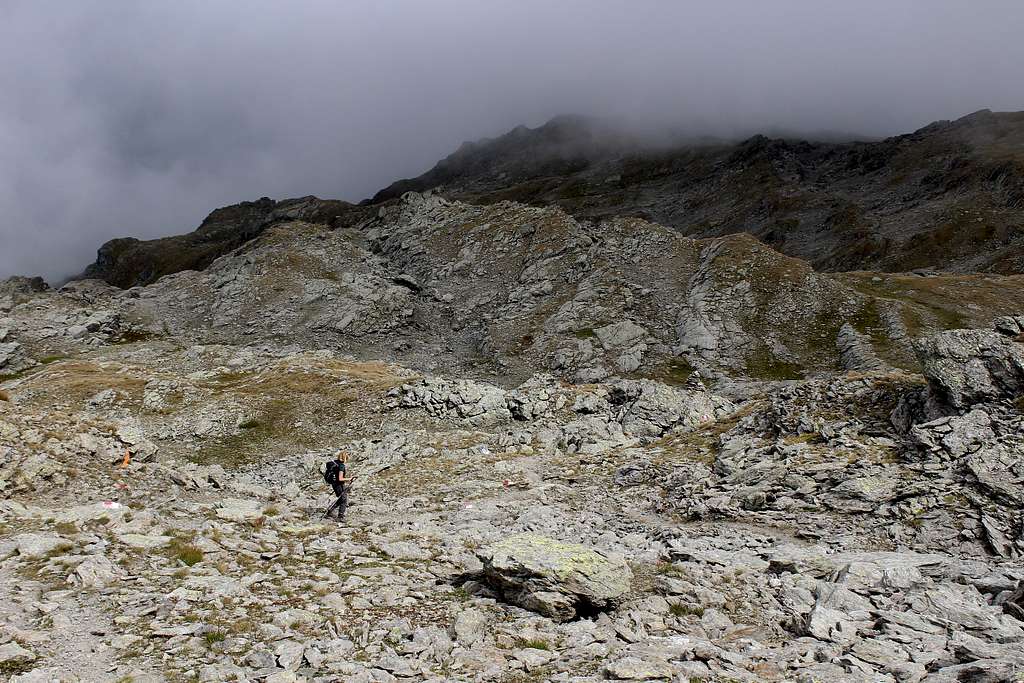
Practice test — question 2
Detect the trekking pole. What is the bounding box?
[322,494,343,519]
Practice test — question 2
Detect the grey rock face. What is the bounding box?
[392,377,512,426]
[0,341,33,374]
[915,327,1024,410]
[837,323,886,372]
[608,379,732,438]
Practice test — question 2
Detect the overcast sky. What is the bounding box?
[3,1,1023,281]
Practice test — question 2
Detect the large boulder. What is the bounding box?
[608,379,732,438]
[915,328,1024,411]
[0,341,34,375]
[392,377,511,426]
[477,533,632,621]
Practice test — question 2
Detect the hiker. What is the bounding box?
[323,450,354,521]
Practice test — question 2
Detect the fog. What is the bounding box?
[3,0,1023,281]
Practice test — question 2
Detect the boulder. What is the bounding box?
[594,320,647,350]
[0,341,33,374]
[215,498,263,522]
[73,554,120,587]
[14,533,69,560]
[393,377,511,426]
[451,608,488,645]
[910,409,994,459]
[477,533,632,621]
[915,328,1024,411]
[0,641,37,668]
[603,656,674,680]
[608,379,732,437]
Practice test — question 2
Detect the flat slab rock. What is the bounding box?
[477,533,632,622]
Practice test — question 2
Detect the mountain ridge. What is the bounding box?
[372,108,1024,274]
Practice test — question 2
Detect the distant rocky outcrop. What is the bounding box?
[372,110,1024,274]
[82,195,371,288]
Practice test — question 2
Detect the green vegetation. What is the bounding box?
[190,400,294,466]
[669,602,705,618]
[654,561,686,577]
[573,328,597,339]
[644,357,693,386]
[42,542,75,560]
[0,662,36,678]
[202,630,226,646]
[168,538,204,566]
[745,346,802,381]
[515,638,552,651]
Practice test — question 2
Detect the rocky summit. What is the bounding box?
[1,156,1024,681]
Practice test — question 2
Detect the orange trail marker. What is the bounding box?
[120,449,131,468]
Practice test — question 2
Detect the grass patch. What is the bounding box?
[39,354,67,365]
[44,542,75,559]
[202,630,226,646]
[782,433,820,446]
[515,638,551,651]
[643,357,694,386]
[190,400,293,466]
[19,360,147,406]
[573,328,597,339]
[669,602,705,618]
[167,538,204,566]
[190,358,408,467]
[745,346,802,381]
[655,561,686,577]
[0,662,37,678]
[53,521,78,535]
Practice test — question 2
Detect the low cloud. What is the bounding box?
[2,0,1023,281]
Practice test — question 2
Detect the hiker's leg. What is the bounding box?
[331,484,345,518]
[337,490,348,520]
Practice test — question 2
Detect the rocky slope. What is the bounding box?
[374,110,1024,274]
[1,192,1023,681]
[66,194,1024,386]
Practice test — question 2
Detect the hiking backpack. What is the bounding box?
[324,460,338,485]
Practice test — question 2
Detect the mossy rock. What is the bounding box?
[478,533,632,621]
